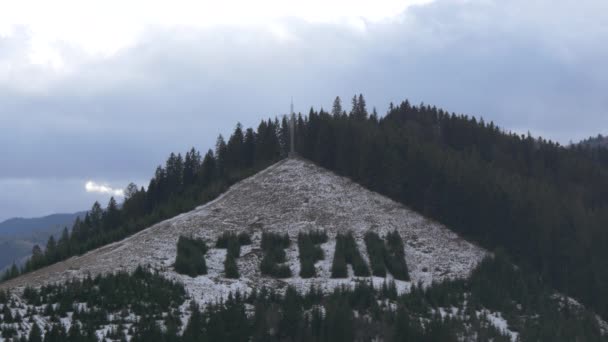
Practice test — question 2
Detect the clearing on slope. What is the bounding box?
[0,158,487,303]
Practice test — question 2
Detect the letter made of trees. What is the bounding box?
[174,230,409,280]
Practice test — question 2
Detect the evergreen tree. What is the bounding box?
[260,232,292,278]
[216,135,228,178]
[45,236,57,263]
[28,323,43,342]
[331,232,370,278]
[332,96,343,118]
[298,231,327,278]
[175,236,208,277]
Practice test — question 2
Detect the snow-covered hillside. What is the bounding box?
[0,158,487,303]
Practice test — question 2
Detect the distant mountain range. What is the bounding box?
[0,211,85,271]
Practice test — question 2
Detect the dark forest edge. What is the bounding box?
[3,94,608,321]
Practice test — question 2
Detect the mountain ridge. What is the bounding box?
[0,212,85,237]
[0,211,86,272]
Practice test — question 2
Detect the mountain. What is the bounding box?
[2,96,608,340]
[0,212,85,237]
[0,212,85,271]
[1,158,606,341]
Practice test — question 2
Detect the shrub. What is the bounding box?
[260,232,292,278]
[217,232,242,278]
[224,254,240,279]
[331,232,370,278]
[227,236,241,258]
[0,289,8,304]
[298,231,327,278]
[385,231,409,281]
[238,232,252,245]
[175,236,208,277]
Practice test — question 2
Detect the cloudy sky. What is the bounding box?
[0,0,607,221]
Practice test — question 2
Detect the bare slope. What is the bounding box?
[1,158,486,302]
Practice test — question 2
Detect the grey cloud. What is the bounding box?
[0,0,607,219]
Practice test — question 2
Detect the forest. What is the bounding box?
[3,94,608,322]
[1,253,605,341]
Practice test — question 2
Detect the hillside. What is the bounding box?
[0,158,485,299]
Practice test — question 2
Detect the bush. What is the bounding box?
[217,232,243,278]
[331,232,370,278]
[224,254,240,279]
[238,232,252,245]
[331,253,347,278]
[261,232,290,250]
[385,231,409,281]
[175,236,208,277]
[227,236,241,258]
[0,289,8,304]
[308,230,329,244]
[216,232,235,248]
[260,232,292,278]
[298,231,327,278]
[364,232,387,277]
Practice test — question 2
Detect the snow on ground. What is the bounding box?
[478,309,519,342]
[552,293,608,335]
[0,158,487,304]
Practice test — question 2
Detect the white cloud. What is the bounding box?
[85,181,124,197]
[0,0,433,66]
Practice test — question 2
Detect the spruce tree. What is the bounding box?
[332,96,343,118]
[28,323,43,342]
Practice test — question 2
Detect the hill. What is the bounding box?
[0,212,85,271]
[2,95,608,340]
[0,158,485,299]
[0,213,85,237]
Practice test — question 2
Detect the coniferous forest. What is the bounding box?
[3,94,608,324]
[1,253,605,341]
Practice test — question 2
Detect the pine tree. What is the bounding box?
[103,197,121,231]
[215,135,228,178]
[331,232,370,278]
[45,236,57,263]
[57,227,70,259]
[199,150,216,186]
[224,254,240,279]
[28,323,43,342]
[227,123,245,170]
[332,96,343,118]
[175,236,208,277]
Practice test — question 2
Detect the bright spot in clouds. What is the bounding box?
[85,181,124,197]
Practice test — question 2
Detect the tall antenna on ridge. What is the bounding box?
[289,97,295,157]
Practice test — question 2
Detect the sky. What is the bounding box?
[0,0,607,221]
